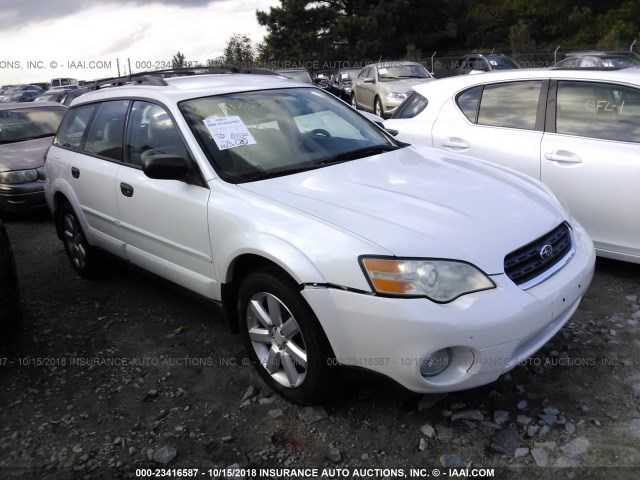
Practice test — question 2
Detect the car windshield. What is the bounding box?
[488,57,520,69]
[0,106,66,144]
[599,56,640,68]
[340,70,360,82]
[179,87,399,183]
[378,64,430,80]
[276,70,313,83]
[34,93,63,102]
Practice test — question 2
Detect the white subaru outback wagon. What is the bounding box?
[44,73,595,404]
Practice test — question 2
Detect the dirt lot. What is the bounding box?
[1,211,639,480]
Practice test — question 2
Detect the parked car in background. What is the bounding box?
[0,102,67,214]
[327,67,362,102]
[454,53,520,75]
[35,87,88,106]
[385,68,640,264]
[0,218,21,331]
[1,89,41,103]
[273,68,313,84]
[312,70,332,89]
[554,51,640,69]
[351,61,434,118]
[51,77,79,89]
[45,72,594,403]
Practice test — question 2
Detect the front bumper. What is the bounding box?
[0,180,47,213]
[302,225,595,393]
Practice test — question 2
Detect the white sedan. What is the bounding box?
[45,74,595,403]
[385,68,640,264]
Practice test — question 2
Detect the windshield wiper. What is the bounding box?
[236,163,324,183]
[314,145,400,166]
[399,75,427,78]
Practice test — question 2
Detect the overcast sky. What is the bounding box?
[0,0,280,86]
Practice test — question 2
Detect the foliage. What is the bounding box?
[171,51,186,69]
[256,0,640,60]
[223,33,255,68]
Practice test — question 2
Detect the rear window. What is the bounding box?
[392,92,428,119]
[0,106,66,144]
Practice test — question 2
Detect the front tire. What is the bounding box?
[60,202,95,278]
[374,97,383,118]
[238,266,338,404]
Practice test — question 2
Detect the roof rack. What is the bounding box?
[86,66,282,91]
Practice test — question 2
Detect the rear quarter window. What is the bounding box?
[54,104,97,150]
[392,92,429,119]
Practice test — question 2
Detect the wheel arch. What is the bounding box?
[219,239,325,334]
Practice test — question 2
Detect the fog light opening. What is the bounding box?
[420,349,451,378]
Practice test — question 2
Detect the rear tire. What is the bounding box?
[238,266,338,404]
[60,202,95,278]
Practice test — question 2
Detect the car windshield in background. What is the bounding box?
[340,70,359,82]
[276,70,313,83]
[379,64,430,80]
[0,107,66,144]
[179,88,398,183]
[489,57,520,69]
[601,56,640,68]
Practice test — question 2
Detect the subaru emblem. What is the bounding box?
[540,244,554,260]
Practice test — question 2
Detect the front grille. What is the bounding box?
[504,223,572,286]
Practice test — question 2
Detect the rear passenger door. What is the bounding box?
[116,101,215,297]
[54,101,128,256]
[432,80,547,179]
[541,80,640,259]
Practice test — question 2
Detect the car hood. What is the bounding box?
[0,136,53,172]
[380,77,433,92]
[239,146,566,274]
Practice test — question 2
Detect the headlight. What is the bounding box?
[385,91,408,99]
[0,169,39,184]
[360,257,495,302]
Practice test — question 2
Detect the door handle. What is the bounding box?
[120,182,134,197]
[544,150,582,163]
[440,138,470,150]
[71,167,80,178]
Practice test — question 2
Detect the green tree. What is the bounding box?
[171,51,186,69]
[256,0,465,63]
[223,33,255,68]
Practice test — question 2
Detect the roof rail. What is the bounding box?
[85,66,282,91]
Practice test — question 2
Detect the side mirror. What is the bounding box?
[364,77,375,84]
[142,154,189,180]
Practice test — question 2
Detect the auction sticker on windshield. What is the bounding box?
[203,116,257,150]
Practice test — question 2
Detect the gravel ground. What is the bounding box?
[1,211,639,480]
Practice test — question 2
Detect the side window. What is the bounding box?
[54,104,97,149]
[125,101,188,166]
[456,86,482,123]
[556,81,640,143]
[477,81,542,130]
[83,100,129,161]
[393,92,428,119]
[359,67,370,80]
